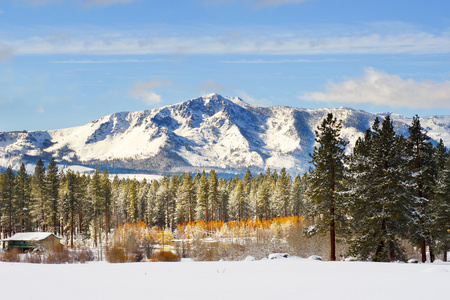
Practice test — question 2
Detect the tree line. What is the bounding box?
[0,113,449,262]
[0,159,307,248]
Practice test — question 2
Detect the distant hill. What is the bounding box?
[1,93,449,175]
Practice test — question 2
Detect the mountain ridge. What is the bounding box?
[1,93,450,175]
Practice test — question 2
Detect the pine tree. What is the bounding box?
[290,174,306,217]
[127,179,139,223]
[196,171,209,222]
[407,115,436,262]
[46,158,60,234]
[102,169,112,238]
[0,166,16,237]
[346,116,413,262]
[208,170,219,221]
[176,173,196,224]
[305,113,348,261]
[432,147,450,262]
[217,178,229,222]
[60,169,82,247]
[274,168,291,217]
[15,163,32,232]
[31,159,47,231]
[89,168,104,246]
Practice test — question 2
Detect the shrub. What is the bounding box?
[72,248,95,263]
[151,250,181,262]
[44,245,72,264]
[0,248,21,262]
[23,252,42,264]
[105,246,137,263]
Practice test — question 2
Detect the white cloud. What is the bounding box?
[300,67,450,109]
[4,25,450,56]
[37,106,45,113]
[130,79,171,105]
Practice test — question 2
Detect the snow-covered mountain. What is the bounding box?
[1,93,450,175]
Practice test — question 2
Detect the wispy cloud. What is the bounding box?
[37,105,45,113]
[13,0,139,7]
[82,0,140,8]
[4,25,450,56]
[0,45,14,62]
[204,0,310,8]
[237,91,271,106]
[224,58,340,64]
[300,67,450,109]
[195,79,224,95]
[52,58,167,64]
[130,79,172,105]
[14,0,62,6]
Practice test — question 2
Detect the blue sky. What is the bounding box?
[1,0,450,131]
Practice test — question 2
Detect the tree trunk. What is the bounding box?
[421,239,426,263]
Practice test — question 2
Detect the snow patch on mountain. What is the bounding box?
[1,94,449,175]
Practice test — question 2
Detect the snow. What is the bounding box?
[3,232,59,241]
[2,94,450,175]
[0,258,448,299]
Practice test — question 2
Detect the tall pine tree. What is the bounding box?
[305,113,348,261]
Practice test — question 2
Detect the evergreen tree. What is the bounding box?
[274,168,291,217]
[176,173,196,224]
[31,159,47,231]
[46,158,60,234]
[407,115,436,262]
[60,170,82,247]
[347,116,414,262]
[196,171,209,222]
[127,179,139,223]
[102,169,112,238]
[89,168,104,246]
[290,174,306,217]
[432,148,450,262]
[217,178,229,222]
[305,113,348,261]
[15,163,32,232]
[208,170,219,221]
[0,166,16,237]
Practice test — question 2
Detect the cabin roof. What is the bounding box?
[3,232,61,242]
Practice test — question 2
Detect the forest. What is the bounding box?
[0,114,449,263]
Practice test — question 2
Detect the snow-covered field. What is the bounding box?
[1,258,448,299]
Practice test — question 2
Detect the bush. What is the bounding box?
[151,250,181,262]
[72,248,95,263]
[105,246,137,263]
[0,248,21,262]
[23,252,42,263]
[44,245,72,264]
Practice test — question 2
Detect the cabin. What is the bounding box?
[2,232,62,252]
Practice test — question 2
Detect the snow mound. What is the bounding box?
[268,253,290,260]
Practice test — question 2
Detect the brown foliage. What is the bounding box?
[72,248,95,263]
[44,245,72,264]
[0,248,21,262]
[105,246,135,263]
[151,250,181,262]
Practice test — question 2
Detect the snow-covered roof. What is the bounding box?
[3,232,61,242]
